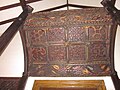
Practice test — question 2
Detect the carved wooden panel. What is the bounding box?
[0,77,20,90]
[21,8,117,76]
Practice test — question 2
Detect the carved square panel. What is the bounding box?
[68,26,87,42]
[68,44,86,63]
[48,45,67,63]
[88,25,110,41]
[88,42,109,61]
[27,29,46,45]
[29,46,47,64]
[47,27,65,43]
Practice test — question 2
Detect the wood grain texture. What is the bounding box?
[32,80,106,90]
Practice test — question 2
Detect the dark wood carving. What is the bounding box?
[20,7,117,77]
[0,77,20,90]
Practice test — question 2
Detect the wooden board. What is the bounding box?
[32,80,106,90]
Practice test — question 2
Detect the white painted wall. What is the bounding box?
[114,0,120,78]
[0,0,120,90]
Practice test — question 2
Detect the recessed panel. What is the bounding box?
[32,80,106,90]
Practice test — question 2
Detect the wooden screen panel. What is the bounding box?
[0,77,20,90]
[21,7,117,76]
[32,80,106,90]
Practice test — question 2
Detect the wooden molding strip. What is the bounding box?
[33,80,106,90]
[41,4,97,12]
[0,0,42,11]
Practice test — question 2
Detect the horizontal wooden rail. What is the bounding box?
[0,17,16,25]
[39,4,97,12]
[0,4,97,25]
[0,0,42,11]
[0,0,42,25]
[0,5,33,55]
[19,0,27,10]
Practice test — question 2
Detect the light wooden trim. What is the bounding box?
[32,80,106,90]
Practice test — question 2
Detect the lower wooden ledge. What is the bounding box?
[32,80,106,90]
[0,77,21,90]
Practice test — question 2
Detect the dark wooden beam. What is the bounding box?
[111,71,120,90]
[19,0,27,10]
[101,0,116,6]
[18,76,28,90]
[41,4,96,12]
[101,0,120,25]
[0,5,33,55]
[0,0,42,11]
[68,4,97,8]
[0,17,16,25]
[41,4,68,12]
[67,0,69,10]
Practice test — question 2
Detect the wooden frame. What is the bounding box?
[32,80,106,90]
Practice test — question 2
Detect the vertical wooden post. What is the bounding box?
[19,0,27,10]
[111,71,120,90]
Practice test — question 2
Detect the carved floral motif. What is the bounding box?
[28,29,46,45]
[29,46,47,64]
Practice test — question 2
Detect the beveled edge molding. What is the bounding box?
[32,80,106,90]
